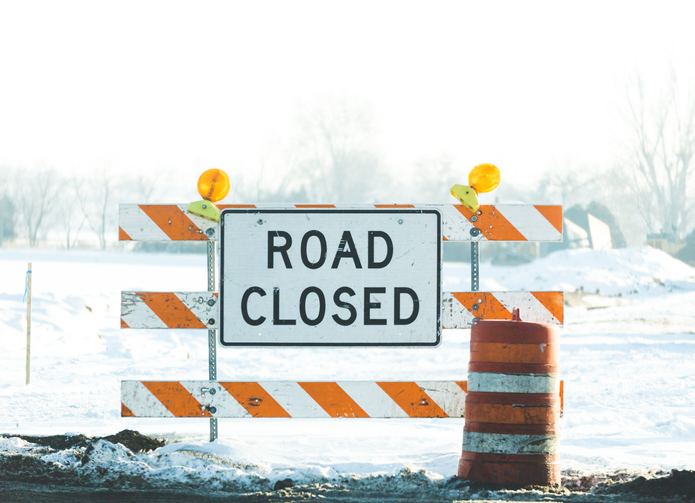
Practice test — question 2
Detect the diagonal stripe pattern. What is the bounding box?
[121,381,564,418]
[121,292,219,329]
[121,291,562,330]
[442,292,563,327]
[121,381,468,418]
[119,204,562,242]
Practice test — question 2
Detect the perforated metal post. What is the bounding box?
[471,242,479,292]
[207,240,218,441]
[26,263,32,385]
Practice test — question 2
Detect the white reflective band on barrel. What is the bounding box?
[462,431,559,455]
[467,372,559,394]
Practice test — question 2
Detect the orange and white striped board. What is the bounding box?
[442,291,563,327]
[121,380,565,418]
[121,292,219,329]
[120,291,563,330]
[119,204,562,243]
[121,380,468,418]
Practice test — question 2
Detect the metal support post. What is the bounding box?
[26,263,32,385]
[471,242,480,292]
[207,241,218,441]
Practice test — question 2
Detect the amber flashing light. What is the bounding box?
[197,169,230,203]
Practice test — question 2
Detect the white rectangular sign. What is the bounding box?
[219,209,441,346]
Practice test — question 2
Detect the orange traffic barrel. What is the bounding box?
[457,317,561,486]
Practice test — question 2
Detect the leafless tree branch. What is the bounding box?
[617,72,695,235]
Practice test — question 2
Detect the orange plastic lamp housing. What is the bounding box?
[468,163,501,194]
[197,169,230,203]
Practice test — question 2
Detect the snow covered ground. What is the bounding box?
[1,246,694,491]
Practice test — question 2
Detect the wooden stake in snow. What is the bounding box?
[26,263,32,385]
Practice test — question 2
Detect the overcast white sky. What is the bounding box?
[1,0,694,192]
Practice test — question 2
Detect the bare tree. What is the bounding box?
[232,134,279,202]
[411,154,457,203]
[15,168,58,247]
[0,166,16,243]
[539,164,603,207]
[75,169,116,249]
[128,171,167,203]
[56,175,86,249]
[290,97,384,202]
[616,72,695,235]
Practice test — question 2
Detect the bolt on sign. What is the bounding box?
[219,209,442,346]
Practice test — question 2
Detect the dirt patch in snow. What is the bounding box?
[596,469,695,499]
[5,429,165,454]
[1,432,693,501]
[8,434,92,452]
[100,429,166,453]
[561,468,695,500]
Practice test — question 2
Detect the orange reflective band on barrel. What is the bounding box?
[470,320,558,344]
[465,402,560,426]
[470,342,559,364]
[468,362,559,374]
[458,451,561,486]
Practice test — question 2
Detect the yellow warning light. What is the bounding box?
[187,169,230,222]
[468,163,500,194]
[197,169,230,203]
[451,163,501,212]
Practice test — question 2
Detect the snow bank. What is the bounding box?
[1,246,694,485]
[445,246,695,296]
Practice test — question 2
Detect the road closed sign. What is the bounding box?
[219,208,441,346]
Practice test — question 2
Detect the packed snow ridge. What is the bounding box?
[0,246,694,489]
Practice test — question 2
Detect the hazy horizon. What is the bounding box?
[1,1,695,250]
[2,1,695,186]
